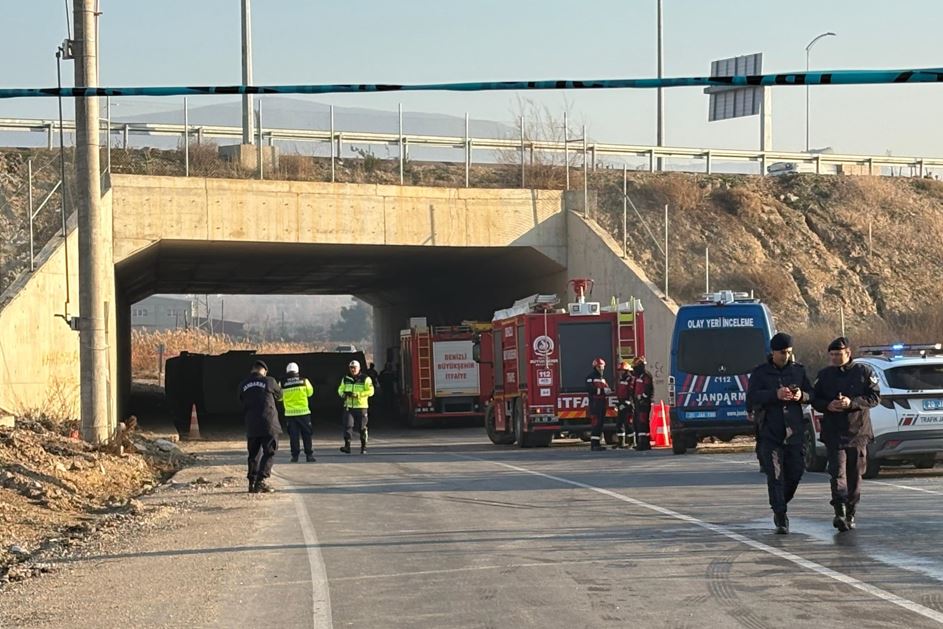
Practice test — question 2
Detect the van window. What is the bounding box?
[677,328,767,376]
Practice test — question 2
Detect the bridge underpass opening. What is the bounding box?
[116,239,567,423]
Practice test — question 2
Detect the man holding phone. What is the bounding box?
[812,337,881,532]
[747,333,814,534]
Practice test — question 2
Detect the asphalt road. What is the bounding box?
[3,420,943,628]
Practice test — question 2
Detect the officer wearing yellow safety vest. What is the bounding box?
[282,362,315,463]
[338,359,375,454]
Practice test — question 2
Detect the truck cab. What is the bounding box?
[668,290,775,454]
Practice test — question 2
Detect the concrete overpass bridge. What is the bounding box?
[0,175,676,426]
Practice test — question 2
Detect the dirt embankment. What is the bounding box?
[594,172,943,341]
[0,417,191,586]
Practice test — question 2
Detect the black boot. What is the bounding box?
[845,505,856,530]
[774,512,789,535]
[833,503,850,532]
[616,434,626,449]
[254,480,275,493]
[248,479,258,493]
[290,455,299,463]
[590,440,606,452]
[340,440,351,454]
[306,453,316,463]
[361,430,368,454]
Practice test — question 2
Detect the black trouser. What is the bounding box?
[247,435,278,482]
[634,404,651,450]
[287,415,313,457]
[827,444,868,510]
[344,408,369,446]
[588,398,607,443]
[616,403,633,441]
[758,440,805,514]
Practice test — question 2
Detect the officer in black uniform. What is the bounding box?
[237,360,283,493]
[746,333,813,534]
[586,358,611,452]
[812,337,880,532]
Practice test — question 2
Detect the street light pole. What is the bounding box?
[656,0,665,170]
[241,0,255,145]
[805,31,836,153]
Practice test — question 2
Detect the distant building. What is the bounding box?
[131,295,194,331]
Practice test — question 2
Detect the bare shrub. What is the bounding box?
[711,186,763,218]
[645,173,704,212]
[278,154,318,181]
[15,377,80,423]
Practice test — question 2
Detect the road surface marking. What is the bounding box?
[461,455,943,625]
[291,487,334,629]
[330,557,634,582]
[870,480,943,496]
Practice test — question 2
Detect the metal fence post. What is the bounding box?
[330,104,335,183]
[106,96,112,175]
[123,123,129,149]
[183,97,189,177]
[622,164,628,258]
[398,103,404,185]
[582,125,588,218]
[257,100,263,180]
[28,159,34,271]
[520,114,525,189]
[564,111,569,190]
[464,112,470,188]
[706,150,712,175]
[649,150,656,173]
[47,122,54,150]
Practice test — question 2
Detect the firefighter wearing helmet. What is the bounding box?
[614,360,635,449]
[585,357,611,451]
[632,356,655,450]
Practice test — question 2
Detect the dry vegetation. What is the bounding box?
[131,328,329,380]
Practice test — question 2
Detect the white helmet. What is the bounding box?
[286,362,299,374]
[348,360,360,369]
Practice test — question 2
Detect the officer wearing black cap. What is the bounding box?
[238,360,283,493]
[812,336,880,532]
[746,332,813,534]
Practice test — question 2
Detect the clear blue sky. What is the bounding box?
[2,0,941,156]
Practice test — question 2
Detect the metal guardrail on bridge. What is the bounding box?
[2,116,941,180]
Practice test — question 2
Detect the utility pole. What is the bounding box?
[75,0,111,443]
[241,0,255,145]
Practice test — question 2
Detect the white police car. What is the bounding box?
[804,343,943,477]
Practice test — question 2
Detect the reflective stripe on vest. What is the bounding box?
[282,377,313,416]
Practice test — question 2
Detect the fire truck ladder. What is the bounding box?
[617,305,638,362]
[417,331,433,401]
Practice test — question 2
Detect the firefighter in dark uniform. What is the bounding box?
[746,333,813,534]
[586,357,611,451]
[338,359,375,454]
[812,337,880,532]
[614,360,635,449]
[238,360,283,493]
[632,357,654,450]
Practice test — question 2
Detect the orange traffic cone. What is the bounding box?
[188,403,202,440]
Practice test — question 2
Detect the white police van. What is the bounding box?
[805,343,943,477]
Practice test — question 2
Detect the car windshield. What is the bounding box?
[884,363,943,390]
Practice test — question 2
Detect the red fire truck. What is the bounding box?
[480,279,645,447]
[399,318,493,427]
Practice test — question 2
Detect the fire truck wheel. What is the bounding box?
[671,435,688,455]
[485,405,515,445]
